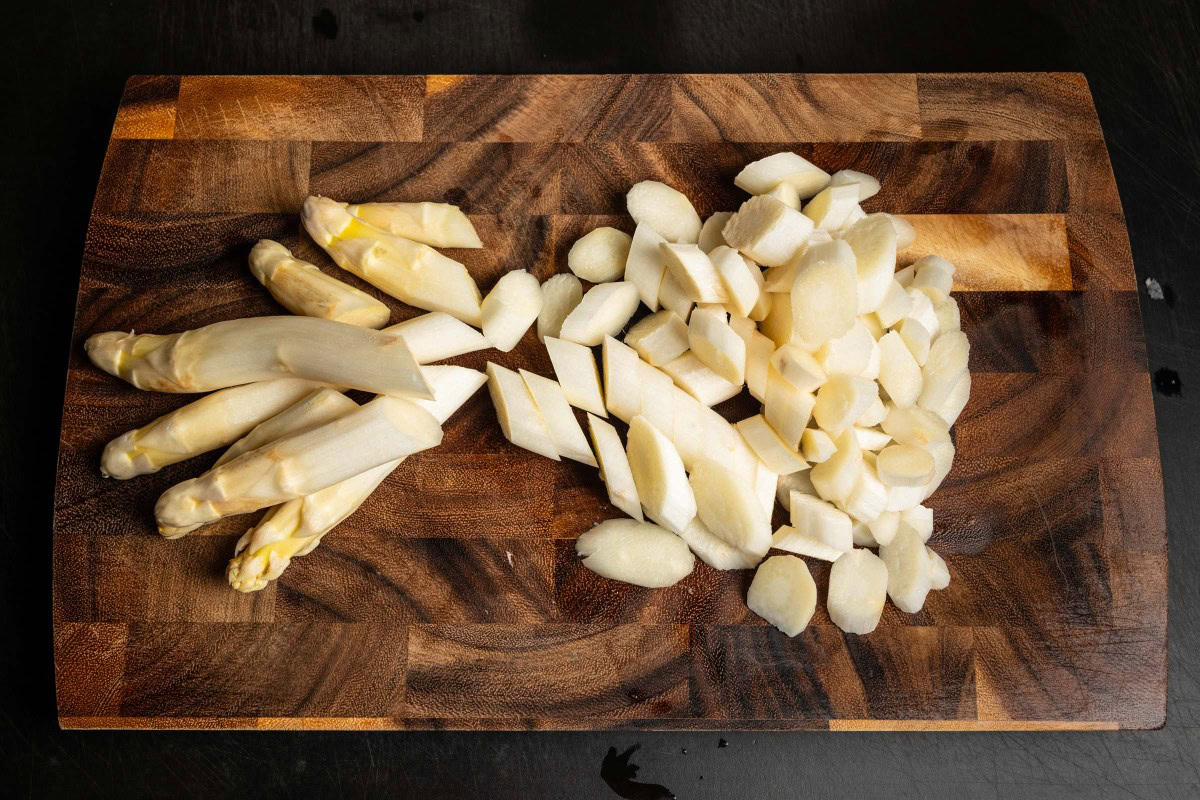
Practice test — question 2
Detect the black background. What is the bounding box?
[2,1,1198,797]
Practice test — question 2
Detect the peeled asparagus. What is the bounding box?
[677,516,761,570]
[662,352,741,406]
[770,344,826,393]
[901,504,934,542]
[880,523,932,613]
[537,273,583,342]
[722,195,815,267]
[747,555,817,636]
[86,316,430,398]
[898,318,932,365]
[827,548,889,634]
[780,492,853,557]
[844,460,889,523]
[869,212,916,249]
[690,458,772,556]
[736,414,807,475]
[657,270,695,322]
[588,413,643,521]
[813,375,879,436]
[624,223,669,311]
[688,307,745,384]
[816,321,874,376]
[344,200,482,248]
[789,239,857,348]
[709,245,763,317]
[918,330,970,411]
[877,330,922,407]
[576,519,695,588]
[302,195,483,326]
[764,367,816,450]
[660,243,727,303]
[698,212,733,254]
[911,255,956,304]
[625,310,689,367]
[559,281,640,346]
[841,214,898,315]
[626,180,702,243]
[764,181,801,209]
[385,312,489,363]
[869,510,900,546]
[875,280,912,328]
[744,330,774,402]
[809,428,863,505]
[487,362,559,461]
[626,415,696,533]
[927,547,951,590]
[520,370,597,466]
[875,444,935,487]
[226,366,484,592]
[481,269,543,352]
[734,152,830,198]
[215,387,357,468]
[828,169,881,201]
[802,184,860,231]
[545,336,606,417]
[568,227,633,282]
[156,395,443,537]
[100,379,325,479]
[801,428,836,464]
[248,239,391,328]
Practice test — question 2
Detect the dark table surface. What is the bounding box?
[3,1,1198,797]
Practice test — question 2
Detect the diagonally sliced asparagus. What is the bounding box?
[100,379,325,479]
[226,366,486,592]
[86,316,431,398]
[155,394,443,537]
[248,239,391,328]
[302,195,483,326]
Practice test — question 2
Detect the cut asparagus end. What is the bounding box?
[827,548,889,634]
[689,458,772,556]
[625,310,689,367]
[624,223,669,311]
[626,180,702,244]
[520,369,597,467]
[486,362,560,461]
[676,516,762,570]
[688,307,746,385]
[734,151,830,198]
[545,336,606,417]
[384,312,490,363]
[697,212,734,254]
[559,282,640,346]
[587,413,643,521]
[626,415,696,534]
[215,386,358,468]
[722,195,815,267]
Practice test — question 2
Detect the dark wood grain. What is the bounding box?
[53,73,1165,731]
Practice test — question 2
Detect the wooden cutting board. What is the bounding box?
[54,73,1166,731]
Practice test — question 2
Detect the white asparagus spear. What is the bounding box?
[248,239,391,328]
[344,200,483,248]
[99,379,325,479]
[302,195,483,326]
[226,366,485,592]
[86,316,431,398]
[383,312,489,363]
[214,387,357,467]
[155,395,443,537]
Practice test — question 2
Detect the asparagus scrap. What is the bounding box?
[344,201,483,249]
[100,379,323,479]
[85,316,431,397]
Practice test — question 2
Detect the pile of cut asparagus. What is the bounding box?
[88,198,496,591]
[482,153,969,636]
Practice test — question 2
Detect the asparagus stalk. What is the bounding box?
[85,316,431,398]
[345,201,483,249]
[226,365,486,592]
[302,196,483,326]
[213,387,358,467]
[155,395,443,537]
[100,379,325,479]
[248,239,391,328]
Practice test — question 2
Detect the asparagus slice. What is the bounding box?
[248,239,391,328]
[155,394,443,537]
[302,195,483,326]
[226,366,486,592]
[85,316,431,398]
[100,379,325,479]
